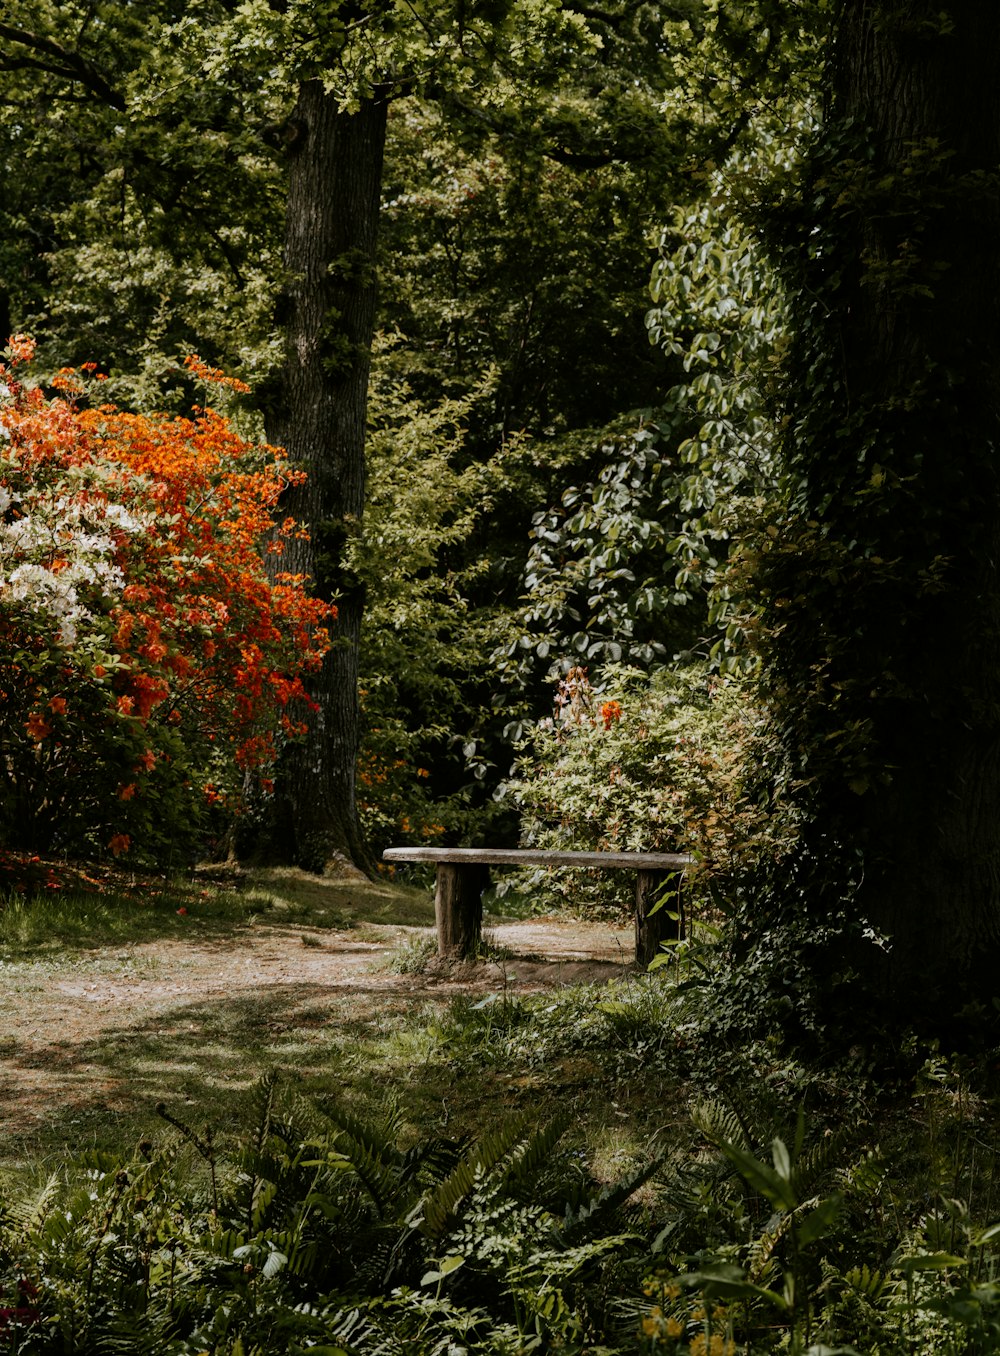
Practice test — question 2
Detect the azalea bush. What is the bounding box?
[497,664,783,918]
[0,337,331,865]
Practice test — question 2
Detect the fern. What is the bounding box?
[313,1103,408,1219]
[558,1150,668,1245]
[843,1261,889,1302]
[690,1097,755,1151]
[2,1171,63,1239]
[497,1112,570,1203]
[420,1114,531,1239]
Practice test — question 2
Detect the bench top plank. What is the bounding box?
[383,846,691,871]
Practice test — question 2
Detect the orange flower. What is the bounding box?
[118,783,138,801]
[25,712,52,740]
[108,834,131,857]
[6,334,35,365]
[117,694,134,716]
[601,700,623,730]
[48,696,67,715]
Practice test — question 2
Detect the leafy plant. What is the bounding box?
[0,340,330,864]
[638,1065,1000,1355]
[0,1074,659,1353]
[497,663,778,919]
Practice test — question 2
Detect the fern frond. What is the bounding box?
[558,1152,668,1245]
[746,1209,793,1286]
[4,1172,63,1238]
[420,1115,530,1239]
[323,1136,405,1219]
[398,1135,467,1187]
[323,1105,404,1168]
[843,1261,889,1302]
[250,1069,281,1151]
[498,1114,570,1201]
[690,1099,753,1151]
[790,1129,846,1201]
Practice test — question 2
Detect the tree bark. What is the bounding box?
[757,0,1000,1023]
[259,82,388,874]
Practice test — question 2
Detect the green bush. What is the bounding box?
[496,664,783,919]
[0,1075,656,1354]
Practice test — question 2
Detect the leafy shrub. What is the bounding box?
[0,1075,656,1354]
[634,1062,1000,1356]
[0,339,330,864]
[497,664,782,918]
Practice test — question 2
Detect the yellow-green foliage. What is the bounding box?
[497,664,785,916]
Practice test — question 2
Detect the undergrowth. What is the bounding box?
[2,1038,1000,1354]
[2,875,1000,1351]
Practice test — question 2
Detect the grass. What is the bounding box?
[0,862,675,1184]
[0,864,434,956]
[0,863,443,1167]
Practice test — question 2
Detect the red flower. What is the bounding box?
[25,712,51,741]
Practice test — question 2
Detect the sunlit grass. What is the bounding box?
[0,863,435,956]
[0,864,682,1208]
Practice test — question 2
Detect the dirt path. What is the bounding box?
[0,916,634,1141]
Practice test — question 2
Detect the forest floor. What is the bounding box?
[0,867,637,1165]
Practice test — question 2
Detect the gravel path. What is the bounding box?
[0,916,633,1139]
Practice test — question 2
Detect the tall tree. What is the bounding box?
[1,0,809,872]
[0,0,694,871]
[261,84,388,871]
[746,0,1000,1025]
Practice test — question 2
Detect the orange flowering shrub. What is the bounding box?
[498,665,773,917]
[0,337,332,862]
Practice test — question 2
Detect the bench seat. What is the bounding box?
[383,846,692,968]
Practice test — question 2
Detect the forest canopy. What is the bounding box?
[3,0,1000,1032]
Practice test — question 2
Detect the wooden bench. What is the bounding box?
[382,846,692,968]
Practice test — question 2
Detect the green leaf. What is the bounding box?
[895,1251,965,1275]
[797,1194,844,1246]
[771,1136,792,1182]
[681,1263,788,1308]
[721,1140,797,1212]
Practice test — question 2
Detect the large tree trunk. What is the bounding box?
[754,0,1000,1024]
[262,82,388,873]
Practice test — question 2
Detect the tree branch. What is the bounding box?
[0,22,124,109]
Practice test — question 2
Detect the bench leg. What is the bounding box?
[635,868,683,969]
[435,863,486,959]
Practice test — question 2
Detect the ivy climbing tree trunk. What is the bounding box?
[752,0,1000,1026]
[264,81,388,874]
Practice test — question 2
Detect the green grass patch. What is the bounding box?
[0,864,434,956]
